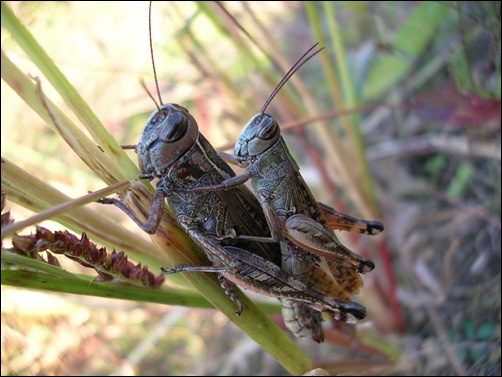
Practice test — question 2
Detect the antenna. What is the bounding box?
[149,1,163,107]
[261,43,324,114]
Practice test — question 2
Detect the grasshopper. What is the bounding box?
[180,44,384,340]
[98,3,367,340]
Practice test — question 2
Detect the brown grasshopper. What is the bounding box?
[98,3,367,340]
[180,44,384,340]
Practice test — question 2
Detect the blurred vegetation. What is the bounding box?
[2,1,500,375]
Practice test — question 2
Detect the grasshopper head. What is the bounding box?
[234,113,281,160]
[137,103,198,177]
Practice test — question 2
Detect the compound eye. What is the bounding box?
[159,111,188,142]
[257,115,279,140]
[151,108,168,125]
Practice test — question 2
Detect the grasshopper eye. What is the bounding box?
[159,111,188,142]
[257,116,279,140]
[151,109,168,124]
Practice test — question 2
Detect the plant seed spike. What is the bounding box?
[261,42,324,114]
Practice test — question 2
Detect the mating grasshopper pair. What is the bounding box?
[100,102,370,336]
[100,5,383,343]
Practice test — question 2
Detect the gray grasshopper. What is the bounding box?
[180,44,384,340]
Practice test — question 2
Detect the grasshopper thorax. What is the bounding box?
[234,113,281,159]
[137,103,199,178]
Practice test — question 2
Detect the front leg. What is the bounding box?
[98,189,166,234]
[169,173,250,193]
[217,151,246,167]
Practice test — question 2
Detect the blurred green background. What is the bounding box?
[2,1,500,375]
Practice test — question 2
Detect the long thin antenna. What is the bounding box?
[261,43,324,114]
[149,1,163,107]
[140,78,159,109]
